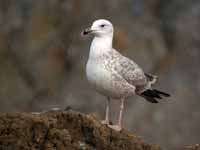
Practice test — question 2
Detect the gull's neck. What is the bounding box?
[89,34,113,59]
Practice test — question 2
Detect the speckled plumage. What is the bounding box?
[86,47,150,99]
[84,19,169,131]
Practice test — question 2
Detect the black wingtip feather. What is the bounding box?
[153,89,171,97]
[140,89,170,103]
[142,95,158,103]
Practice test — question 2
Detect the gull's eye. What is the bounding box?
[100,24,105,28]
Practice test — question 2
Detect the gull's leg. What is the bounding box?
[118,98,125,128]
[101,97,110,125]
[109,98,125,131]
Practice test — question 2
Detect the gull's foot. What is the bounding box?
[108,124,122,131]
[101,120,110,125]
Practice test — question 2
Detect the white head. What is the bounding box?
[83,19,113,37]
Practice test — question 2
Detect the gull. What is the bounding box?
[83,19,170,131]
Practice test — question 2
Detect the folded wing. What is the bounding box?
[112,49,147,87]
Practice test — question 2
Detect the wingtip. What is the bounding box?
[153,89,171,97]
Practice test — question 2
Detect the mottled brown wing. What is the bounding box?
[112,49,147,86]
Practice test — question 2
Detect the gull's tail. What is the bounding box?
[136,73,170,103]
[140,89,170,103]
[145,73,157,85]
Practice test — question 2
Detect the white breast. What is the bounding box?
[86,60,108,91]
[86,36,113,92]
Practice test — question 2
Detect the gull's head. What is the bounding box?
[83,19,113,37]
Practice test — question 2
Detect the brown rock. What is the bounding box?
[0,110,161,150]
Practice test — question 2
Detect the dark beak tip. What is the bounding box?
[83,30,88,35]
[81,30,87,36]
[81,28,91,36]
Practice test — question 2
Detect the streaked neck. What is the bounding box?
[89,34,113,58]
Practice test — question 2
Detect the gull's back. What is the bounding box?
[110,48,147,87]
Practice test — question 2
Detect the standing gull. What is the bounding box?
[83,19,170,131]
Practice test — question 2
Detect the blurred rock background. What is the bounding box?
[0,0,199,148]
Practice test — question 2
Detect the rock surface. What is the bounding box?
[1,110,200,150]
[0,110,161,150]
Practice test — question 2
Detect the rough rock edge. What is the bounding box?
[0,110,199,150]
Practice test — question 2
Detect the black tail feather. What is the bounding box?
[141,95,159,103]
[153,89,170,97]
[140,89,170,103]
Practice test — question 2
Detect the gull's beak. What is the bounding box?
[82,27,93,35]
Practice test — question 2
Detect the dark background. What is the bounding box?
[0,0,200,148]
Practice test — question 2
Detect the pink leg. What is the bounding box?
[118,98,125,128]
[108,98,125,131]
[101,97,110,125]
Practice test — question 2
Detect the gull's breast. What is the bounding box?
[86,59,135,98]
